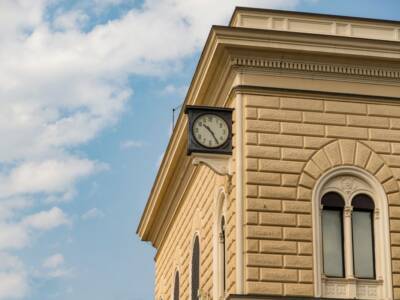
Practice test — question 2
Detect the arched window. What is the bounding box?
[191,236,200,300]
[173,271,179,300]
[321,192,345,278]
[313,168,392,299]
[220,216,227,293]
[351,194,375,279]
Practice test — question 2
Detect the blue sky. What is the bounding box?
[0,1,399,299]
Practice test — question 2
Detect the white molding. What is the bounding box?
[235,92,244,294]
[213,187,228,300]
[312,166,393,299]
[231,57,400,80]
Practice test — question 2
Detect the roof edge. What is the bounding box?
[230,6,400,27]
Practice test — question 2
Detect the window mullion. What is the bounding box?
[344,205,357,298]
[344,206,354,279]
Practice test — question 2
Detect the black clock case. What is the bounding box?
[185,105,233,155]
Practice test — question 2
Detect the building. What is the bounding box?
[137,7,400,300]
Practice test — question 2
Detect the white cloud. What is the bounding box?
[40,253,72,279]
[0,159,106,199]
[162,84,188,97]
[0,224,29,251]
[81,208,105,220]
[43,254,64,269]
[120,140,144,150]
[0,253,28,299]
[0,0,310,298]
[23,207,71,230]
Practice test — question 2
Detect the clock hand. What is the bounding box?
[203,124,219,144]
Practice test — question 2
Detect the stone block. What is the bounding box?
[304,137,334,149]
[246,172,281,185]
[246,145,280,159]
[259,186,297,200]
[282,174,299,187]
[348,115,389,128]
[247,253,283,267]
[247,198,281,212]
[368,103,400,117]
[281,123,324,137]
[261,268,297,282]
[260,212,297,226]
[245,95,280,108]
[281,97,323,111]
[259,108,302,122]
[247,225,282,239]
[304,111,345,125]
[325,101,367,115]
[326,125,368,139]
[284,227,312,241]
[246,120,280,133]
[246,267,259,281]
[260,240,297,254]
[370,129,400,142]
[339,139,356,164]
[246,281,283,295]
[259,159,304,174]
[298,242,313,255]
[298,215,312,227]
[259,134,303,148]
[299,270,313,283]
[284,255,313,269]
[282,148,315,161]
[283,201,311,214]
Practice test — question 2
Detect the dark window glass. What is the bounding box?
[352,194,375,279]
[221,217,226,293]
[191,236,200,300]
[352,194,375,210]
[321,192,345,277]
[173,272,179,300]
[321,192,345,208]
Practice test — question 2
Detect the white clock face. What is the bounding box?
[193,114,229,148]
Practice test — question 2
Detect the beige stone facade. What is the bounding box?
[138,8,400,300]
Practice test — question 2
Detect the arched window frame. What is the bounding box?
[191,234,200,300]
[213,187,228,300]
[312,166,392,300]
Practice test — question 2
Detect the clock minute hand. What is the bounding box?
[204,124,219,144]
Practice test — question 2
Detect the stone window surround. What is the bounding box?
[312,166,393,299]
[213,187,228,300]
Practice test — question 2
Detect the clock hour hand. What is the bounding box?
[203,124,219,144]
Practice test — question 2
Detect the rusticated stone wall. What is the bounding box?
[243,93,400,298]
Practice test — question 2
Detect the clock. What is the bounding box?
[185,105,233,155]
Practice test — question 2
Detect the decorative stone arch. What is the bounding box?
[299,140,399,199]
[212,186,228,300]
[298,139,396,300]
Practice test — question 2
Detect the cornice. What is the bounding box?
[230,56,400,80]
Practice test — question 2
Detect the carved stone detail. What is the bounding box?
[231,57,400,79]
[344,206,353,217]
[340,176,356,195]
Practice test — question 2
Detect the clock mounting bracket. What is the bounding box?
[191,152,232,176]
